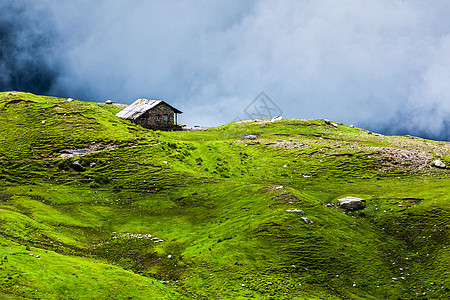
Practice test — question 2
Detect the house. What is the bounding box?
[116,98,182,130]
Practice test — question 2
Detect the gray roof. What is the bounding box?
[116,99,182,120]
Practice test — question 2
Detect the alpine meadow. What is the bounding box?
[0,92,448,299]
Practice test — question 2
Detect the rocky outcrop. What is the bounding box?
[337,197,366,211]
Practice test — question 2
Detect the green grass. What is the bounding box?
[0,92,448,299]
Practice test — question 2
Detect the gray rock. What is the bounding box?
[90,162,97,168]
[271,116,283,122]
[67,98,74,102]
[286,209,305,214]
[301,217,313,224]
[337,196,366,211]
[331,123,338,128]
[433,160,446,168]
[105,99,112,104]
[71,160,86,172]
[324,119,331,125]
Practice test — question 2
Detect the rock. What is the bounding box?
[349,125,355,128]
[337,196,366,211]
[41,120,46,125]
[244,134,257,138]
[433,160,446,168]
[301,217,313,224]
[331,123,338,128]
[271,116,283,122]
[67,98,74,102]
[286,209,305,214]
[90,162,97,168]
[324,119,331,125]
[71,160,86,172]
[105,99,112,104]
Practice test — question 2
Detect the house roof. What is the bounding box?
[116,99,182,120]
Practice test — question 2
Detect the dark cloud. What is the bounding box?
[1,0,449,141]
[0,1,59,94]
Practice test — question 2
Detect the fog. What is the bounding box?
[1,0,449,140]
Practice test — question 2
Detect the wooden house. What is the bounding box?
[116,99,182,130]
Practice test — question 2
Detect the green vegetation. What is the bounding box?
[0,92,448,299]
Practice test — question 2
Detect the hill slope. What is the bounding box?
[0,92,449,299]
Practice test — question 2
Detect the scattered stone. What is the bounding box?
[337,196,366,211]
[275,186,284,189]
[41,120,46,125]
[433,160,446,168]
[71,160,86,172]
[301,217,313,224]
[324,119,331,125]
[67,98,74,102]
[105,99,112,104]
[167,255,172,259]
[271,141,308,150]
[286,209,305,214]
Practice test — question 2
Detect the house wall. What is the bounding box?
[134,102,178,130]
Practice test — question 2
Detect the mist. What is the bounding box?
[1,0,449,141]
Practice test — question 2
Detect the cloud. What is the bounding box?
[0,1,59,94]
[1,0,449,140]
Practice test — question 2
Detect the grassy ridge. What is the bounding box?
[0,92,449,299]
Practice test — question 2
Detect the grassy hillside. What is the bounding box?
[0,92,448,299]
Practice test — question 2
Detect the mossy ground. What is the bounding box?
[0,92,448,299]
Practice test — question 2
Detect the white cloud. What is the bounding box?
[5,0,450,139]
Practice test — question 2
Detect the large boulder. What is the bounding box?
[337,196,366,211]
[71,160,86,172]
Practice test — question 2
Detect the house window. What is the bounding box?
[163,114,169,122]
[155,114,161,122]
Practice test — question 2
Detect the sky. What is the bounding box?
[1,0,449,141]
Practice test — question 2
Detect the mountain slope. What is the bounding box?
[0,92,448,299]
